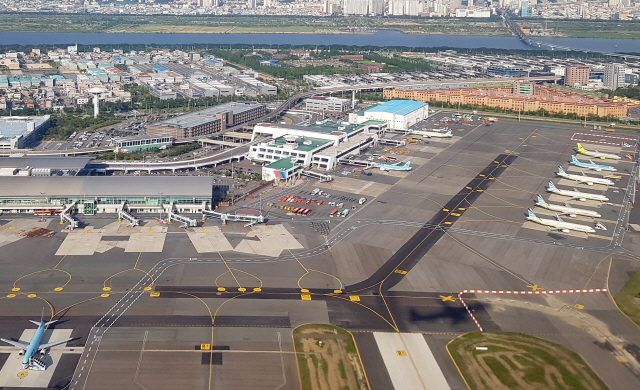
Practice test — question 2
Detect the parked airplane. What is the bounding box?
[569,155,617,172]
[535,194,601,218]
[556,166,614,186]
[526,208,596,234]
[377,161,411,171]
[546,181,609,202]
[410,129,453,138]
[576,143,621,160]
[1,313,73,370]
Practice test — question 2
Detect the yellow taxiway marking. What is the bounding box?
[457,208,466,211]
[11,287,20,292]
[200,228,207,232]
[440,295,456,302]
[9,226,15,229]
[396,350,407,356]
[465,186,472,190]
[616,356,629,362]
[349,295,361,302]
[333,289,343,294]
[253,288,262,292]
[147,228,154,232]
[527,284,543,292]
[505,150,511,153]
[217,287,226,292]
[444,221,453,225]
[494,161,500,164]
[150,292,160,297]
[238,287,247,292]
[301,294,311,300]
[300,288,309,293]
[54,287,63,292]
[394,269,408,275]
[201,344,211,350]
[84,231,91,234]
[442,208,449,212]
[476,189,484,192]
[574,304,584,310]
[7,294,16,298]
[27,294,36,298]
[451,213,461,217]
[479,174,485,177]
[143,287,152,291]
[265,226,272,229]
[17,372,28,378]
[102,287,112,291]
[101,293,110,298]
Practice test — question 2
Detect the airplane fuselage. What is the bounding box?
[526,216,596,233]
[578,149,621,160]
[547,187,609,202]
[410,130,452,138]
[570,158,616,172]
[557,172,614,186]
[535,201,601,218]
[23,323,45,368]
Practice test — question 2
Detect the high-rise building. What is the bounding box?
[603,63,625,90]
[564,65,590,87]
[369,0,384,15]
[343,0,369,15]
[248,0,257,8]
[198,0,214,7]
[520,1,529,16]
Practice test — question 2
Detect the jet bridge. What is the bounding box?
[202,209,264,227]
[378,138,406,146]
[59,202,79,230]
[117,202,140,227]
[301,170,333,182]
[167,209,198,227]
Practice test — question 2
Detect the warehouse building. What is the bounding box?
[0,115,51,149]
[0,176,213,215]
[305,96,353,113]
[146,101,266,139]
[349,100,428,130]
[0,156,92,176]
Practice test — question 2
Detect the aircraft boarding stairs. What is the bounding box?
[28,356,46,371]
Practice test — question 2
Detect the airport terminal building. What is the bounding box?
[0,115,51,150]
[0,176,214,215]
[349,100,428,130]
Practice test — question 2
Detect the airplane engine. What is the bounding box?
[40,349,46,356]
[18,349,25,355]
[578,198,587,202]
[562,229,570,233]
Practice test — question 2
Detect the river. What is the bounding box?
[2,30,639,52]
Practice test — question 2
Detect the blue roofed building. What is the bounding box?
[349,99,429,130]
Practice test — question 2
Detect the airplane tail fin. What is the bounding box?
[558,166,566,175]
[445,130,453,137]
[536,194,547,205]
[571,155,579,162]
[405,161,411,167]
[527,208,539,220]
[547,181,557,191]
[577,143,586,152]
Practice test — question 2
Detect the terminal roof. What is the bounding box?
[0,176,213,198]
[0,157,93,170]
[365,100,427,116]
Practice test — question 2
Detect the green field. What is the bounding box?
[292,324,369,390]
[447,332,608,390]
[614,269,640,326]
[519,21,640,39]
[0,14,509,36]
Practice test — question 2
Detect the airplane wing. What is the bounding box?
[547,227,567,232]
[1,338,29,348]
[39,338,73,350]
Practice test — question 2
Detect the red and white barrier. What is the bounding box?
[572,132,636,141]
[458,288,607,332]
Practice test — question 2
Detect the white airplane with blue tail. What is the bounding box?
[535,194,601,218]
[526,208,596,234]
[556,166,614,186]
[376,161,411,171]
[1,312,73,370]
[546,181,609,202]
[569,155,617,172]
